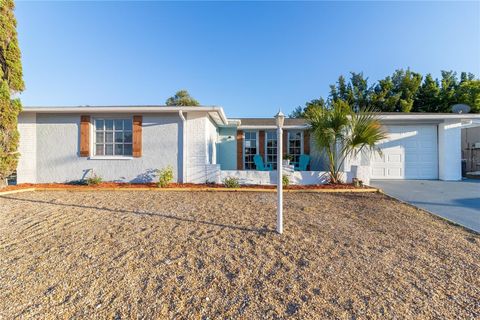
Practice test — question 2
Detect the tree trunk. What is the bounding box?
[0,178,8,189]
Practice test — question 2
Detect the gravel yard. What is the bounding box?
[0,190,479,319]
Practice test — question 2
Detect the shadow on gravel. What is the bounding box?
[0,195,271,235]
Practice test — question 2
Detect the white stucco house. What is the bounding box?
[15,105,480,185]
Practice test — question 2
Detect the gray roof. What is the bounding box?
[238,118,308,126]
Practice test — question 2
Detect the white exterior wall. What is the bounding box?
[185,112,221,183]
[17,113,37,183]
[220,170,328,185]
[206,116,218,165]
[438,120,462,181]
[343,150,371,185]
[32,113,181,183]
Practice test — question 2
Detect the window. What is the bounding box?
[265,131,277,169]
[94,119,133,156]
[244,131,258,170]
[288,131,303,166]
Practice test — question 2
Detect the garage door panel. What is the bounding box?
[372,167,385,177]
[387,168,402,177]
[371,125,438,180]
[388,154,402,162]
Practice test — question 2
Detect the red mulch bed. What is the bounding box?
[1,182,367,192]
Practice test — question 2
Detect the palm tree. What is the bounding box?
[307,101,386,184]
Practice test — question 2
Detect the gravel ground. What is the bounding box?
[0,191,479,319]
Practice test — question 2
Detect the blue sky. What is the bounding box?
[16,1,480,117]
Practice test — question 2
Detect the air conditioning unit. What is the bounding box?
[474,142,480,149]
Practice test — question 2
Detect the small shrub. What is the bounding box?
[86,174,102,186]
[223,176,240,188]
[157,166,174,188]
[282,174,290,187]
[284,154,294,161]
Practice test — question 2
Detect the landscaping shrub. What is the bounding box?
[86,174,102,186]
[223,177,240,188]
[282,175,290,187]
[157,166,174,188]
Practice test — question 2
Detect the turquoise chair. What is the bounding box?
[295,154,310,171]
[254,155,273,171]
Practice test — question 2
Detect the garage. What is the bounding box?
[371,125,438,179]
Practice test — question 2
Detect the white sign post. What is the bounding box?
[275,111,285,234]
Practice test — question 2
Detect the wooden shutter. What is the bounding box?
[236,130,243,170]
[79,115,90,157]
[303,130,310,154]
[133,115,142,157]
[259,130,265,159]
[283,130,288,157]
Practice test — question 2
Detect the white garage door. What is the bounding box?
[371,125,438,179]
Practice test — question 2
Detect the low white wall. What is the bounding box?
[219,170,329,185]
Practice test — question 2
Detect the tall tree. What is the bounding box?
[371,76,399,112]
[289,98,326,118]
[413,74,440,112]
[438,70,459,112]
[372,69,422,112]
[459,72,475,84]
[291,69,479,116]
[165,90,200,106]
[0,0,25,187]
[329,73,371,112]
[456,80,480,113]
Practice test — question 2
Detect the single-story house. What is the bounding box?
[16,106,480,185]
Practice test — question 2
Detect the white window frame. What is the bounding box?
[265,130,278,170]
[288,130,304,166]
[89,116,134,160]
[243,131,259,170]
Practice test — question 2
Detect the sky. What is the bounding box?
[15,1,480,117]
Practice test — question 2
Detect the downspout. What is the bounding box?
[179,110,187,183]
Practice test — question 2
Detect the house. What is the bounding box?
[16,106,480,185]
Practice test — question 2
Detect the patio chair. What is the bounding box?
[294,154,310,171]
[254,155,273,171]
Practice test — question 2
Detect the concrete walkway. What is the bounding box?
[371,179,480,233]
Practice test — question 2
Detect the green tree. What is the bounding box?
[372,69,422,112]
[371,77,398,112]
[456,80,480,113]
[165,90,200,106]
[307,101,386,184]
[438,70,459,112]
[0,0,25,187]
[413,74,440,112]
[329,72,371,112]
[329,75,352,105]
[289,98,326,118]
[460,72,475,84]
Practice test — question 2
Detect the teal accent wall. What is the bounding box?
[217,127,237,170]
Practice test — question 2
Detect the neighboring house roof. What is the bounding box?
[234,118,309,129]
[237,118,308,126]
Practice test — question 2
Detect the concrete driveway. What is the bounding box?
[371,179,480,233]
